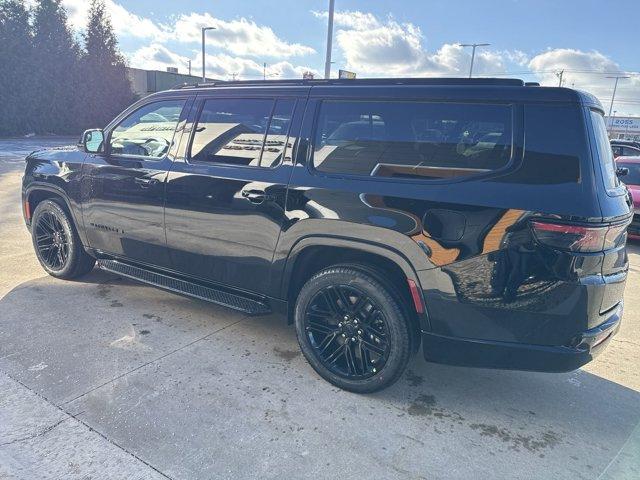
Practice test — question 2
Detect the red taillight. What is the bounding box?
[407,279,424,314]
[531,221,628,252]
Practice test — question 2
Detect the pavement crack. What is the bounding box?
[0,417,69,447]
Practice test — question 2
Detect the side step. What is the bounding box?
[96,259,271,315]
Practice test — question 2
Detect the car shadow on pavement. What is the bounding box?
[0,270,638,479]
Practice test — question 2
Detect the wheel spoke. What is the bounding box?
[317,332,339,354]
[304,284,390,380]
[361,338,386,356]
[344,342,358,375]
[325,343,346,364]
[307,320,335,335]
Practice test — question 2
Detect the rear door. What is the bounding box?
[81,97,191,268]
[164,89,306,295]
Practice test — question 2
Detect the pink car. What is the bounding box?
[616,156,640,239]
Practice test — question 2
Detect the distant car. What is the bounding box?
[611,139,640,149]
[611,142,640,158]
[616,156,640,239]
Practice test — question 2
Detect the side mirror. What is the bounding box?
[82,129,105,153]
[616,166,629,177]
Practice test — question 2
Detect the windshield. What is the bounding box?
[590,110,620,190]
[617,162,640,185]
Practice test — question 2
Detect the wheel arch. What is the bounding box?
[281,236,430,336]
[25,184,88,246]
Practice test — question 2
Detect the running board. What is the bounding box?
[96,259,271,315]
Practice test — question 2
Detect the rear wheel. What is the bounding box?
[294,266,411,393]
[31,199,95,279]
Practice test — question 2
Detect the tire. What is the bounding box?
[31,199,95,279]
[294,266,411,393]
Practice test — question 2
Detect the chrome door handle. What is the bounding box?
[241,189,270,204]
[135,177,159,188]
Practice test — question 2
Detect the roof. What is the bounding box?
[159,77,603,109]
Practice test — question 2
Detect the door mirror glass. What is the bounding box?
[82,129,104,153]
[616,166,629,177]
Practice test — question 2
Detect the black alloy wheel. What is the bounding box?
[304,284,390,378]
[34,211,70,270]
[294,266,412,393]
[31,199,95,279]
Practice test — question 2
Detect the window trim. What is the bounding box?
[306,99,516,185]
[186,96,297,170]
[107,98,188,162]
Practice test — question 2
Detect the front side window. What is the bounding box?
[312,101,512,180]
[190,98,295,167]
[590,110,619,190]
[110,100,185,158]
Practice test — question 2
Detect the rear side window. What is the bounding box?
[312,101,512,181]
[590,110,620,190]
[190,98,295,167]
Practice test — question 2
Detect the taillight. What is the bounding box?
[531,221,628,252]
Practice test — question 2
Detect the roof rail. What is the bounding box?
[172,77,525,90]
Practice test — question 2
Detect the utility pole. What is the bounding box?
[556,69,564,87]
[459,43,490,78]
[263,62,267,81]
[606,75,630,117]
[201,26,216,82]
[324,0,335,79]
[188,60,191,76]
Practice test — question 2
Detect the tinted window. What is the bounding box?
[190,98,295,167]
[622,146,640,157]
[111,100,185,158]
[262,99,296,167]
[507,105,584,185]
[617,162,640,185]
[591,110,619,190]
[312,101,512,180]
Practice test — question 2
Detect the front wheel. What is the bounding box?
[31,199,95,279]
[294,267,411,393]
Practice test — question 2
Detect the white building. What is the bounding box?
[606,115,640,141]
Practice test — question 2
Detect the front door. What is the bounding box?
[164,93,304,295]
[81,98,190,268]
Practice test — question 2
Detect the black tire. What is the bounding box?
[294,266,411,393]
[31,199,95,279]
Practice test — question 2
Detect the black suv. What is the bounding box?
[22,78,632,392]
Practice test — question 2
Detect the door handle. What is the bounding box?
[134,177,159,188]
[241,189,270,205]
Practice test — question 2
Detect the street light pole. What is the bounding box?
[606,75,629,117]
[324,0,335,79]
[459,43,491,78]
[201,26,216,83]
[459,43,490,78]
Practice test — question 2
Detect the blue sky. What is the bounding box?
[59,0,640,114]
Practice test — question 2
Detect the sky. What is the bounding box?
[54,0,640,116]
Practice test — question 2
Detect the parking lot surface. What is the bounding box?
[1,137,639,479]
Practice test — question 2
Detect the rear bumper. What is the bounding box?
[422,302,622,372]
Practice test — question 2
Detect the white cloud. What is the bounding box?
[60,2,314,58]
[61,0,170,40]
[171,13,315,57]
[128,43,190,72]
[317,10,508,77]
[127,45,318,81]
[527,48,640,114]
